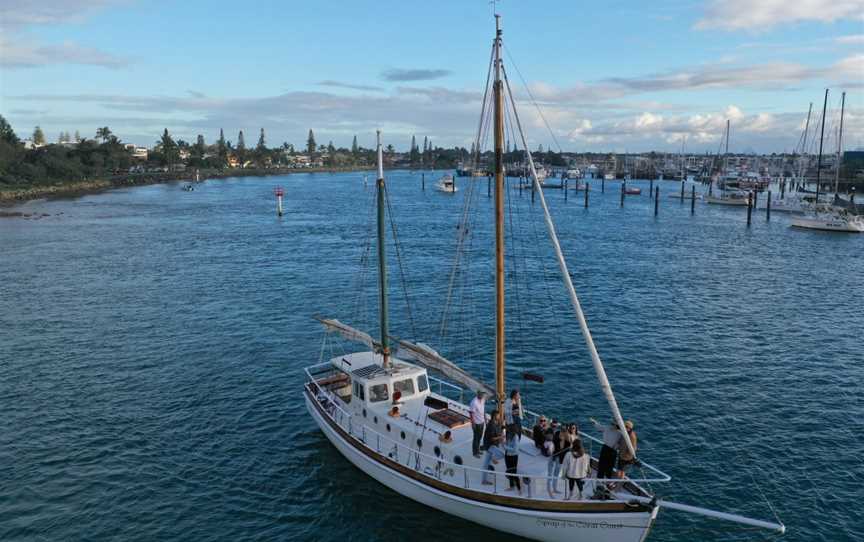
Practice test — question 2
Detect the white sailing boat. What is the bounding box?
[304,16,784,542]
[436,174,458,193]
[790,90,861,232]
[791,210,864,232]
[705,120,751,206]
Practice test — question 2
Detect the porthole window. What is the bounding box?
[434,446,441,457]
[400,431,406,440]
[386,424,391,432]
[416,438,423,448]
[454,455,463,465]
[373,416,378,424]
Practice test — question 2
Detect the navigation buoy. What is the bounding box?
[274,186,284,216]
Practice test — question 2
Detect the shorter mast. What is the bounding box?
[815,89,829,203]
[799,102,812,182]
[834,91,846,196]
[375,131,391,369]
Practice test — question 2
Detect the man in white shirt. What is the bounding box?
[469,390,487,457]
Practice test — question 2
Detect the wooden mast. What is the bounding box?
[375,130,391,369]
[493,15,506,412]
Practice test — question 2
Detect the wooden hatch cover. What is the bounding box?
[428,408,470,429]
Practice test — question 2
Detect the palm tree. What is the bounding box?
[96,126,112,143]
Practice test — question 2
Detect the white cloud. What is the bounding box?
[0,38,129,68]
[835,34,864,44]
[0,0,124,30]
[696,0,864,31]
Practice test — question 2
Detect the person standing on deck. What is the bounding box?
[481,412,504,485]
[504,389,524,438]
[616,421,638,483]
[559,440,590,500]
[469,390,486,457]
[590,417,622,484]
[504,424,521,494]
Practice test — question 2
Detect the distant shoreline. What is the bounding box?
[0,166,375,206]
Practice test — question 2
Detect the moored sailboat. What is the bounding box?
[304,16,784,542]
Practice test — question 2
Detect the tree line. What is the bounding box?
[0,115,574,188]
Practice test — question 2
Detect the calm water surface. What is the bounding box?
[1,172,862,541]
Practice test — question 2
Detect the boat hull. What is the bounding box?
[704,196,748,206]
[305,390,657,542]
[790,216,864,232]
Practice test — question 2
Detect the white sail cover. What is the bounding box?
[317,318,378,350]
[391,338,495,397]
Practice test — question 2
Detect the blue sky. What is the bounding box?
[1,0,862,152]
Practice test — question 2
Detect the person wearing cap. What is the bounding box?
[616,420,638,481]
[469,390,487,457]
[590,417,622,483]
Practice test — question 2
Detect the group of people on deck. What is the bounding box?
[468,389,638,501]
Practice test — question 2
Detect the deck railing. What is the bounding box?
[305,364,670,501]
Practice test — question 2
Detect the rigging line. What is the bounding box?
[384,184,418,340]
[503,44,564,153]
[473,44,496,172]
[438,152,481,343]
[502,91,528,349]
[350,186,378,326]
[502,63,637,460]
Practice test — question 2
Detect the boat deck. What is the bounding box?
[306,363,662,505]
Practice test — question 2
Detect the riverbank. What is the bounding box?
[0,166,373,205]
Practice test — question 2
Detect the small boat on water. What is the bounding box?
[704,190,749,206]
[603,173,614,181]
[436,174,458,193]
[623,186,641,195]
[182,184,194,192]
[791,210,864,233]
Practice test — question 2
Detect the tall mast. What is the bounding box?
[799,102,812,181]
[492,14,506,412]
[815,89,829,203]
[834,91,846,196]
[375,130,391,369]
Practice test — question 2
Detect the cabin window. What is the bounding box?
[417,374,429,393]
[351,382,365,401]
[369,383,389,403]
[394,378,415,397]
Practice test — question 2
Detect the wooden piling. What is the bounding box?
[487,176,491,198]
[766,190,771,221]
[680,180,685,200]
[422,173,425,191]
[691,185,696,215]
[649,179,654,197]
[654,186,659,216]
[564,178,568,202]
[753,190,758,210]
[620,182,625,207]
[780,180,785,200]
[531,182,535,203]
[584,182,589,208]
[601,178,605,193]
[746,192,752,226]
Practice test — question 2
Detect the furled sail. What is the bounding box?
[391,337,495,397]
[316,318,378,350]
